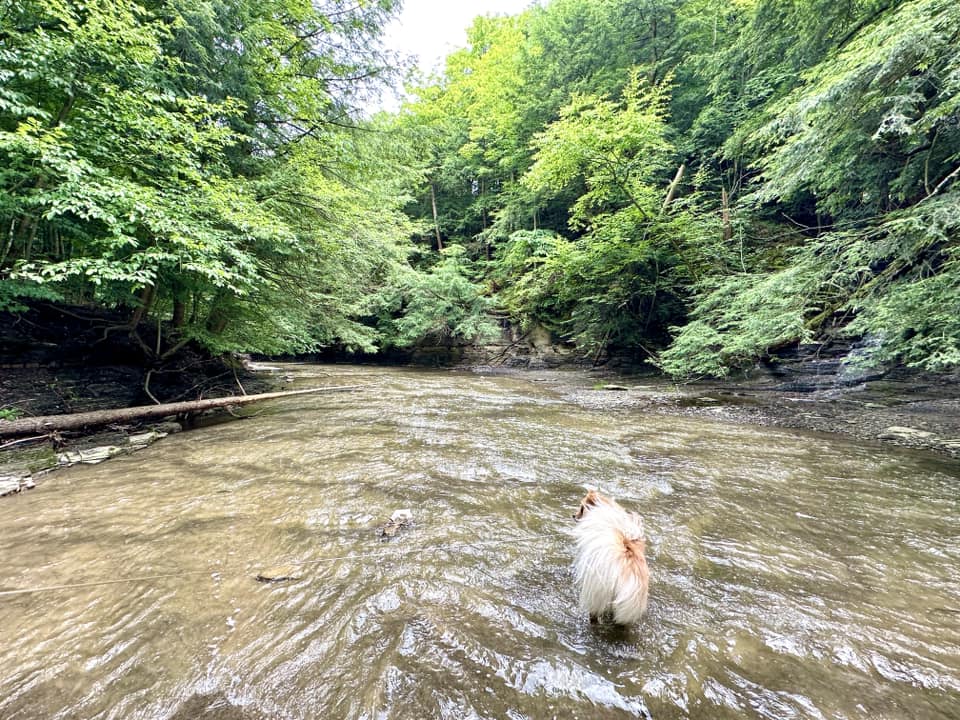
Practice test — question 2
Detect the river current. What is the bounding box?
[1,364,958,719]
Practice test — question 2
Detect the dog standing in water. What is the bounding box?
[572,490,649,625]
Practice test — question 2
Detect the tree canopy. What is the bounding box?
[0,0,416,356]
[395,0,960,375]
[2,0,958,376]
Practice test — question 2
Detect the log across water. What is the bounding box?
[0,386,359,437]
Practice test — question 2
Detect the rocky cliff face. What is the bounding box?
[460,323,584,370]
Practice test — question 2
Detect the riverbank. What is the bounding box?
[467,329,960,459]
[0,303,274,494]
[558,366,960,459]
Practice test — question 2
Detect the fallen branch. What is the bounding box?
[0,386,362,438]
[143,369,160,405]
[0,434,50,450]
[233,366,247,396]
[919,162,960,204]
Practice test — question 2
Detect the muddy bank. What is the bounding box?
[1,304,273,416]
[0,303,275,492]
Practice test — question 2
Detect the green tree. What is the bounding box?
[0,0,412,360]
[507,72,698,355]
[375,245,500,349]
[661,0,960,376]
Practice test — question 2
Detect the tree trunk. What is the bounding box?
[172,299,187,328]
[722,187,733,243]
[430,181,443,251]
[208,314,229,335]
[171,279,188,328]
[1,219,15,267]
[661,164,686,212]
[0,386,361,437]
[481,178,487,231]
[129,284,156,330]
[205,291,230,336]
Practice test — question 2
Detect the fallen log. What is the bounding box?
[0,386,360,438]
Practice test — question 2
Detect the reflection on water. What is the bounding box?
[1,364,958,719]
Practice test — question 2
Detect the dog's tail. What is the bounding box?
[611,531,649,624]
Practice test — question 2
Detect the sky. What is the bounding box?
[376,0,537,110]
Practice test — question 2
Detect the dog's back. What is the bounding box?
[573,501,649,624]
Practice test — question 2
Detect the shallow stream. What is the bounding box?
[1,364,958,719]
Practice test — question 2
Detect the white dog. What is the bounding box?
[572,490,649,625]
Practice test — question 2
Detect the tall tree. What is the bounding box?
[0,0,415,358]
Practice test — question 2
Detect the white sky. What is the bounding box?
[384,0,537,72]
[375,0,537,111]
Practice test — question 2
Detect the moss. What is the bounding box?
[0,444,59,477]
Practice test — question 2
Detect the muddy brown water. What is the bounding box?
[1,364,959,719]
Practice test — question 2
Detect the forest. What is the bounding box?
[1,0,958,379]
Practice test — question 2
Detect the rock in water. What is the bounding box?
[255,565,301,583]
[878,426,937,441]
[57,446,124,465]
[127,431,167,447]
[377,509,414,541]
[378,523,401,539]
[390,509,413,523]
[0,476,23,497]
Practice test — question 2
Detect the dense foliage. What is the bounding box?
[0,0,428,356]
[399,0,960,376]
[2,0,958,376]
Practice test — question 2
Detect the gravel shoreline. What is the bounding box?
[558,369,960,460]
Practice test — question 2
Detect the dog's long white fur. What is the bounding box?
[573,502,648,625]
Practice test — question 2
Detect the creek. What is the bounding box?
[1,364,958,719]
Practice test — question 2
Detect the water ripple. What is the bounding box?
[1,365,958,719]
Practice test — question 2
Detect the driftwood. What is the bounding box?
[0,386,360,438]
